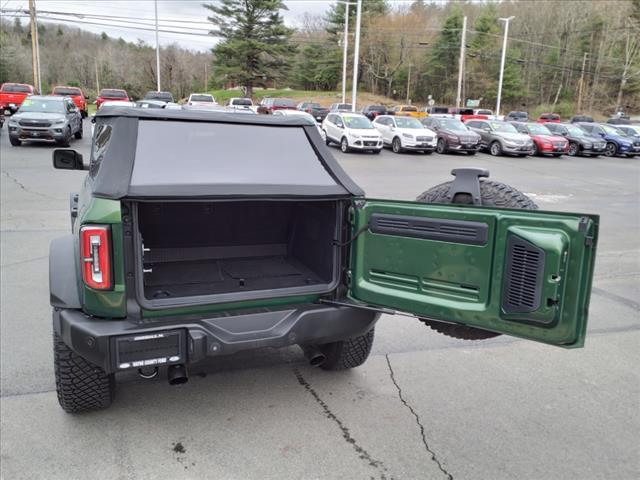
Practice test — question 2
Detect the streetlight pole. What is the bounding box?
[496,16,514,117]
[351,0,362,112]
[341,1,350,104]
[154,0,161,91]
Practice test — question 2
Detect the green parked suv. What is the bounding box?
[50,107,599,412]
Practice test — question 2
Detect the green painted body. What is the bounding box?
[349,200,598,347]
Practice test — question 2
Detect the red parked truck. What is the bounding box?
[0,83,34,114]
[95,88,130,110]
[51,86,89,118]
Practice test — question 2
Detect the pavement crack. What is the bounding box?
[2,254,48,268]
[2,170,58,200]
[293,368,392,480]
[385,355,453,480]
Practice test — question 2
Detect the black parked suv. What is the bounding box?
[361,105,388,121]
[544,123,606,157]
[49,107,598,412]
[421,116,481,155]
[504,111,528,122]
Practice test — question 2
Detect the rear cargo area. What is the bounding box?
[136,201,339,301]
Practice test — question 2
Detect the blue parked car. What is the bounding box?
[576,122,640,157]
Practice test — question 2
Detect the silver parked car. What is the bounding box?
[465,119,534,156]
[7,95,82,147]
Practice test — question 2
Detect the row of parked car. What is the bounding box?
[319,111,640,158]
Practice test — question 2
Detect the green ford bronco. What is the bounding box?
[50,107,598,413]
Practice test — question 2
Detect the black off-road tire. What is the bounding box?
[54,332,115,413]
[320,329,374,370]
[415,179,538,340]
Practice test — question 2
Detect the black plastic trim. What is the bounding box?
[501,235,545,314]
[53,303,380,373]
[369,213,488,246]
[49,235,82,309]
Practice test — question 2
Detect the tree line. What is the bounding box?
[1,0,639,114]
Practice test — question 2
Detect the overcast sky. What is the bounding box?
[1,0,417,52]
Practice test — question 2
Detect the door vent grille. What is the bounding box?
[502,235,544,313]
[370,213,488,245]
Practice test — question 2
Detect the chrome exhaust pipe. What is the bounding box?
[301,345,326,367]
[167,364,189,385]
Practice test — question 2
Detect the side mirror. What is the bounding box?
[53,149,86,170]
[336,123,344,129]
[483,127,491,132]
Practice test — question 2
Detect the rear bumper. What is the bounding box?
[53,303,380,374]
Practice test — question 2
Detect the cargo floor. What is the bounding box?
[143,255,324,299]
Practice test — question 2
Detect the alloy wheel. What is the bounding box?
[341,137,349,153]
[568,143,579,156]
[392,137,401,153]
[604,143,616,157]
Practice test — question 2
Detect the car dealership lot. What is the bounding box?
[1,125,638,479]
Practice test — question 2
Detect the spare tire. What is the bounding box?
[416,179,538,340]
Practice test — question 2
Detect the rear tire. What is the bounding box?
[54,332,115,413]
[415,179,538,340]
[320,329,374,370]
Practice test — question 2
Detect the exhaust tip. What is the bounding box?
[301,345,326,368]
[308,353,326,367]
[167,364,188,385]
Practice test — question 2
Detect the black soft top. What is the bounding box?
[90,107,363,199]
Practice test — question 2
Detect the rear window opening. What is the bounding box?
[135,200,341,305]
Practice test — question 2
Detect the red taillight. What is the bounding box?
[80,225,112,290]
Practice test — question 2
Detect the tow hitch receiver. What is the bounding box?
[113,329,186,371]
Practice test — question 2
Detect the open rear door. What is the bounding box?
[349,200,598,347]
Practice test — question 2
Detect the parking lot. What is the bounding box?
[1,121,639,479]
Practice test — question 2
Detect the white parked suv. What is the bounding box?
[322,112,383,154]
[372,115,437,154]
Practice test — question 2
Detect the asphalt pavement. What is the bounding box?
[1,120,639,480]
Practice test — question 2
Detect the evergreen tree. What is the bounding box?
[421,6,463,103]
[204,0,295,97]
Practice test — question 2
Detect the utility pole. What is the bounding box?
[350,0,362,112]
[576,52,588,113]
[496,16,515,117]
[94,58,100,93]
[154,0,161,91]
[341,1,350,104]
[456,16,467,109]
[406,64,412,103]
[28,0,41,93]
[204,63,208,91]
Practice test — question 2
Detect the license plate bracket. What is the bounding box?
[113,329,186,370]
